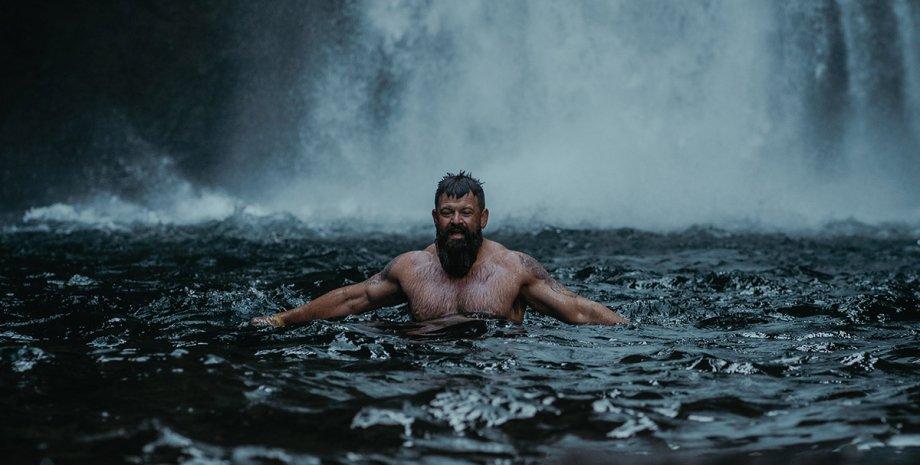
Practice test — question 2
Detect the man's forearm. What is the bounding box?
[258,284,366,327]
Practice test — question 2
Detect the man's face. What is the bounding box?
[433,192,488,239]
[432,193,489,277]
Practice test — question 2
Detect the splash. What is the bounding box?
[11,0,920,231]
[271,0,920,229]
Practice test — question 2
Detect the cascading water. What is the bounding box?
[282,0,919,229]
[4,0,919,229]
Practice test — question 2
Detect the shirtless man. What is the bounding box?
[251,172,628,328]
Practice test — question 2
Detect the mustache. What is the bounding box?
[439,224,472,238]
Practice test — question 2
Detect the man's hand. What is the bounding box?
[251,315,285,327]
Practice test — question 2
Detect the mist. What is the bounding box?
[3,0,919,231]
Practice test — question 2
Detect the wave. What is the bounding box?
[10,197,920,241]
[21,193,243,229]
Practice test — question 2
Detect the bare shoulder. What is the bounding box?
[369,250,428,284]
[508,250,574,294]
[484,242,550,281]
[508,250,552,281]
[378,250,431,280]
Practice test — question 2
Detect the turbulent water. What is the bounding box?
[2,217,919,464]
[3,2,920,463]
[5,1,920,228]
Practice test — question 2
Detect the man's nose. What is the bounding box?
[450,212,463,223]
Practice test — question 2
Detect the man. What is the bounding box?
[251,172,628,328]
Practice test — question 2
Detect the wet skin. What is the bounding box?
[252,193,628,327]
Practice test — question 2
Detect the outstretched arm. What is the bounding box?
[251,257,406,327]
[517,253,628,325]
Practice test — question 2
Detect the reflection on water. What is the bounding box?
[1,219,919,464]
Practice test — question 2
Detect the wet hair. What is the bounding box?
[434,171,485,210]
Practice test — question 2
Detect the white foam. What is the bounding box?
[888,434,920,448]
[351,407,415,438]
[607,414,659,439]
[22,194,237,229]
[427,387,548,433]
[840,351,879,371]
[67,274,96,287]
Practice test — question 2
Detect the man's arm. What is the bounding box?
[517,253,628,325]
[251,256,407,327]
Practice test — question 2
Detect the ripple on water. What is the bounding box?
[686,355,760,375]
[138,420,321,465]
[351,407,415,439]
[428,387,555,433]
[3,226,920,462]
[5,345,51,372]
[66,274,96,287]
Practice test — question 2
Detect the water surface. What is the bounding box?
[2,219,919,464]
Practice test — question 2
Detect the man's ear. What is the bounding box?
[432,209,438,225]
[480,208,489,229]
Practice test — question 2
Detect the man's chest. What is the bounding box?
[400,261,523,320]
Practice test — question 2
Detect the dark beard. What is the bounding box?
[436,225,484,278]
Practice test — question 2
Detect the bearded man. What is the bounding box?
[251,172,628,328]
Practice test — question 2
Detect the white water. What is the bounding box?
[266,0,920,229]
[21,0,920,231]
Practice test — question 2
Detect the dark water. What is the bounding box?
[2,217,920,464]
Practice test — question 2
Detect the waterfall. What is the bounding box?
[266,0,919,228]
[5,1,918,229]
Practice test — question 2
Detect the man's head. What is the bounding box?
[432,171,489,278]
